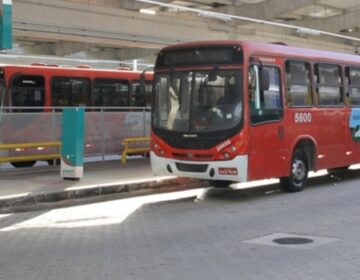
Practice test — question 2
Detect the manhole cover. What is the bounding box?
[243,233,340,249]
[273,237,314,245]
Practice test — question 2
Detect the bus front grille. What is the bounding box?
[175,162,208,173]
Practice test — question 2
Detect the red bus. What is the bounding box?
[150,40,360,192]
[0,63,153,110]
[0,64,153,167]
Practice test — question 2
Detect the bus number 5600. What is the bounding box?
[294,112,312,123]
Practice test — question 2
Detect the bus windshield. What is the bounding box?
[153,69,243,133]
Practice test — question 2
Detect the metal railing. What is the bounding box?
[0,107,151,165]
[0,141,61,163]
[121,136,150,164]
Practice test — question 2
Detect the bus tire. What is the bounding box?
[280,149,308,192]
[11,161,36,168]
[207,180,232,188]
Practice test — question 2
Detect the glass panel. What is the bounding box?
[0,110,150,160]
[154,71,191,132]
[318,86,342,105]
[93,79,129,107]
[317,64,341,85]
[316,64,342,106]
[153,69,242,133]
[286,61,312,107]
[347,68,360,106]
[10,75,45,109]
[51,77,91,107]
[192,71,242,132]
[250,66,283,124]
[0,112,58,157]
[131,81,152,107]
[349,68,360,85]
[348,87,360,106]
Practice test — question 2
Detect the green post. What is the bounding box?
[0,0,12,49]
[61,108,85,180]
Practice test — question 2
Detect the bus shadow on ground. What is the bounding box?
[197,168,360,202]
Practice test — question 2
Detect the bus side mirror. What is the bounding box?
[140,67,154,96]
[259,68,270,91]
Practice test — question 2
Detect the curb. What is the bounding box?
[0,177,209,213]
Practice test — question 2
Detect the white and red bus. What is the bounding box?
[0,64,153,167]
[149,40,360,192]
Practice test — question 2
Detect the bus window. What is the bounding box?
[51,77,91,107]
[346,67,360,106]
[285,60,312,107]
[93,79,129,107]
[315,64,343,106]
[10,75,45,110]
[249,65,283,124]
[131,81,152,107]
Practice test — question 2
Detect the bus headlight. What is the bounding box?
[230,146,237,152]
[223,152,230,159]
[215,142,244,161]
[152,140,166,157]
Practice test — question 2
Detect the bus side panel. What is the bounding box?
[313,108,348,170]
[284,108,347,172]
[248,122,289,181]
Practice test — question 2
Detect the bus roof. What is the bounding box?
[0,64,153,79]
[160,40,360,65]
[0,63,140,73]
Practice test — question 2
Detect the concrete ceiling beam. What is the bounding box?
[295,10,360,35]
[221,0,316,22]
[13,0,228,49]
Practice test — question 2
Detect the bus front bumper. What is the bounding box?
[150,151,248,182]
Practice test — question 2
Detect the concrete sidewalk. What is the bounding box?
[0,158,207,213]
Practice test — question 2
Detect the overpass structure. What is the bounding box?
[2,0,360,67]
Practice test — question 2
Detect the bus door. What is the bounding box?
[247,64,288,180]
[314,63,347,169]
[345,67,360,165]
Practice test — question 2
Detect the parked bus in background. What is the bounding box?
[149,40,360,192]
[0,64,153,167]
[0,64,153,110]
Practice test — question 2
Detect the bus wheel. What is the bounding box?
[11,161,36,168]
[280,149,308,192]
[207,180,232,188]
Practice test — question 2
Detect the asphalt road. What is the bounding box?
[1,168,360,280]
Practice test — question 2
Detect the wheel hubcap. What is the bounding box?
[292,159,306,182]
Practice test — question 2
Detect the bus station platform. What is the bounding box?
[0,158,207,213]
